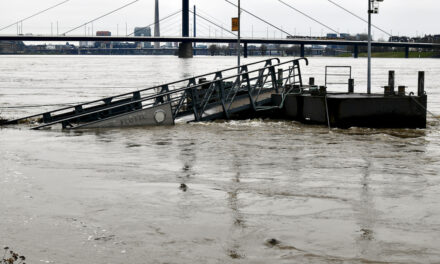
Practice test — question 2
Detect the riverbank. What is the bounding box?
[338,51,439,58]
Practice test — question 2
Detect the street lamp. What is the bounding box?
[367,0,383,94]
[237,0,241,74]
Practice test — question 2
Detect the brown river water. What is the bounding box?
[1,56,440,263]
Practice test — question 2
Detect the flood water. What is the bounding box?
[1,56,440,264]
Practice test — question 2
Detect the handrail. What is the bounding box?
[3,58,281,125]
[325,65,351,87]
[18,57,309,130]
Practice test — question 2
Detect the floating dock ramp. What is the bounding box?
[2,58,308,130]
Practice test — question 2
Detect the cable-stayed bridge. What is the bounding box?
[1,34,439,58]
[1,0,439,58]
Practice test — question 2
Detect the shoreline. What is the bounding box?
[0,53,439,58]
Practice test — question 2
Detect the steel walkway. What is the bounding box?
[2,57,308,130]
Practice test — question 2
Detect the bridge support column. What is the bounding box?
[405,46,410,58]
[300,44,305,57]
[354,45,359,58]
[179,42,193,58]
[179,0,193,58]
[244,43,248,58]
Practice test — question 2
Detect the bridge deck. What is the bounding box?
[1,35,438,49]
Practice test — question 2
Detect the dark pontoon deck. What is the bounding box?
[272,92,427,128]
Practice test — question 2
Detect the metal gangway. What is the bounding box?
[2,58,308,130]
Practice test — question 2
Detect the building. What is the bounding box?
[389,36,411,43]
[96,31,111,37]
[79,31,111,48]
[339,33,351,40]
[326,33,338,39]
[0,41,25,54]
[163,42,173,48]
[96,31,112,48]
[134,26,152,48]
[79,41,95,48]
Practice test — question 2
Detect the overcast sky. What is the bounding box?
[0,0,438,39]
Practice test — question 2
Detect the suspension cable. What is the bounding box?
[195,20,223,37]
[327,0,392,37]
[129,10,181,36]
[159,16,182,36]
[63,0,140,35]
[0,0,70,32]
[189,9,237,37]
[278,0,339,34]
[225,0,293,37]
[197,8,227,28]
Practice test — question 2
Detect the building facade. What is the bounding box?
[134,26,152,48]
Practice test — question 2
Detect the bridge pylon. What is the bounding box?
[179,0,193,58]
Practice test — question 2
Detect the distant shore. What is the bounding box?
[338,51,440,58]
[0,51,439,58]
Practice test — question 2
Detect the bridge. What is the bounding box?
[2,35,440,58]
[1,0,439,58]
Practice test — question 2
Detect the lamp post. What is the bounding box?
[237,0,241,74]
[367,0,383,94]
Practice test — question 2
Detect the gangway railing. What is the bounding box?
[2,57,308,130]
[325,66,352,87]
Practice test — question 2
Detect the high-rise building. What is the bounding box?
[134,26,152,48]
[154,0,160,49]
[96,31,112,48]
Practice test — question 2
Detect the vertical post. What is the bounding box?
[278,68,283,88]
[270,66,279,93]
[367,0,372,94]
[300,44,305,57]
[244,42,248,58]
[388,70,395,94]
[405,46,409,58]
[193,5,196,48]
[354,45,359,58]
[237,0,241,74]
[418,71,425,96]
[348,79,354,93]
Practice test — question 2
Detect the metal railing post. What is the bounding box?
[270,66,278,93]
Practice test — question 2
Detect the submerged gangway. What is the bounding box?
[2,58,308,130]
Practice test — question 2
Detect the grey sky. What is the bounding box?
[0,0,438,39]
